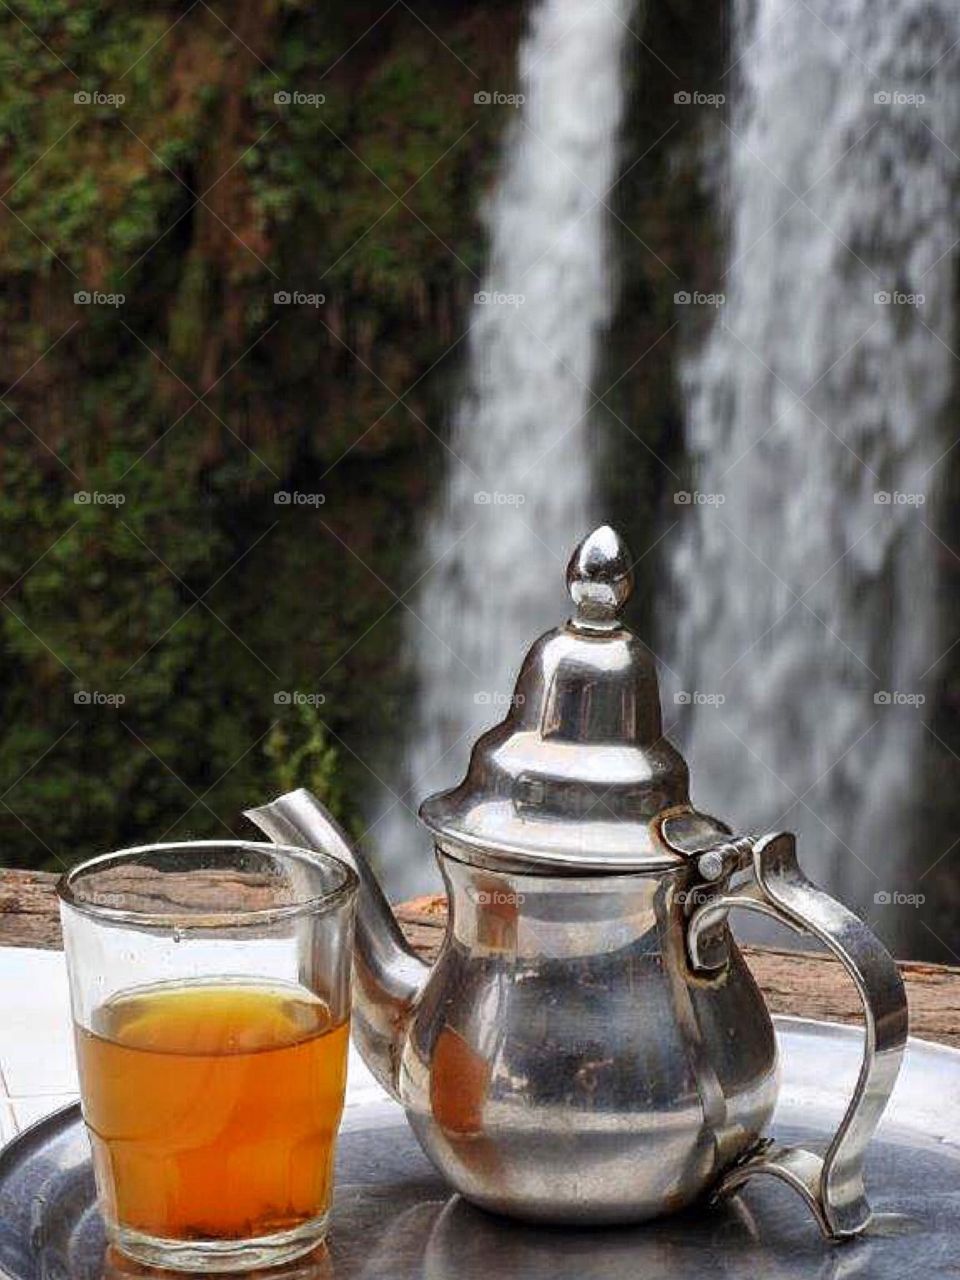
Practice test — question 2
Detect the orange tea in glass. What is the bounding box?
[59,841,357,1272]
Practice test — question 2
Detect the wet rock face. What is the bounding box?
[0,0,725,876]
[0,1,525,867]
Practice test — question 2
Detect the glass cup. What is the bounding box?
[58,840,358,1273]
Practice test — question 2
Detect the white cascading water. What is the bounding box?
[374,0,636,892]
[666,0,957,939]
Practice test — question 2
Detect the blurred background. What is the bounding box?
[1,0,957,961]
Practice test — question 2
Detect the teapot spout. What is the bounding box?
[243,788,428,1100]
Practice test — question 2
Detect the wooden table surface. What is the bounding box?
[3,868,959,1049]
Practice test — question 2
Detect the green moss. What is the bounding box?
[0,0,519,869]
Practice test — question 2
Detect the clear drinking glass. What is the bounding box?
[58,840,358,1273]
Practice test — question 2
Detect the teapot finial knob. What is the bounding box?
[566,525,634,629]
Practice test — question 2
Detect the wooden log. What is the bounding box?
[2,872,958,1049]
[0,869,63,950]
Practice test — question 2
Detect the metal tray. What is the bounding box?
[1,1017,959,1280]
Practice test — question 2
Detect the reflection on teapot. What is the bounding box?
[247,525,908,1239]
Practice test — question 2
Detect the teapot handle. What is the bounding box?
[686,831,908,1239]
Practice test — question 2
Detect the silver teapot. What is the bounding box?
[247,525,908,1239]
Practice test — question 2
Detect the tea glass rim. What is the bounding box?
[57,839,359,931]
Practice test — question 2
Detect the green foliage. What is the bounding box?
[264,703,350,829]
[0,0,519,870]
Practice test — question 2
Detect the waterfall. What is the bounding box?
[666,0,957,937]
[374,0,636,892]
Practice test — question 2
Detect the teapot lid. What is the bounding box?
[418,525,727,873]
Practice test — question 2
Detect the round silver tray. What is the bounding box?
[1,1017,959,1280]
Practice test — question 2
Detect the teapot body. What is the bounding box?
[397,847,778,1225]
[247,527,907,1236]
